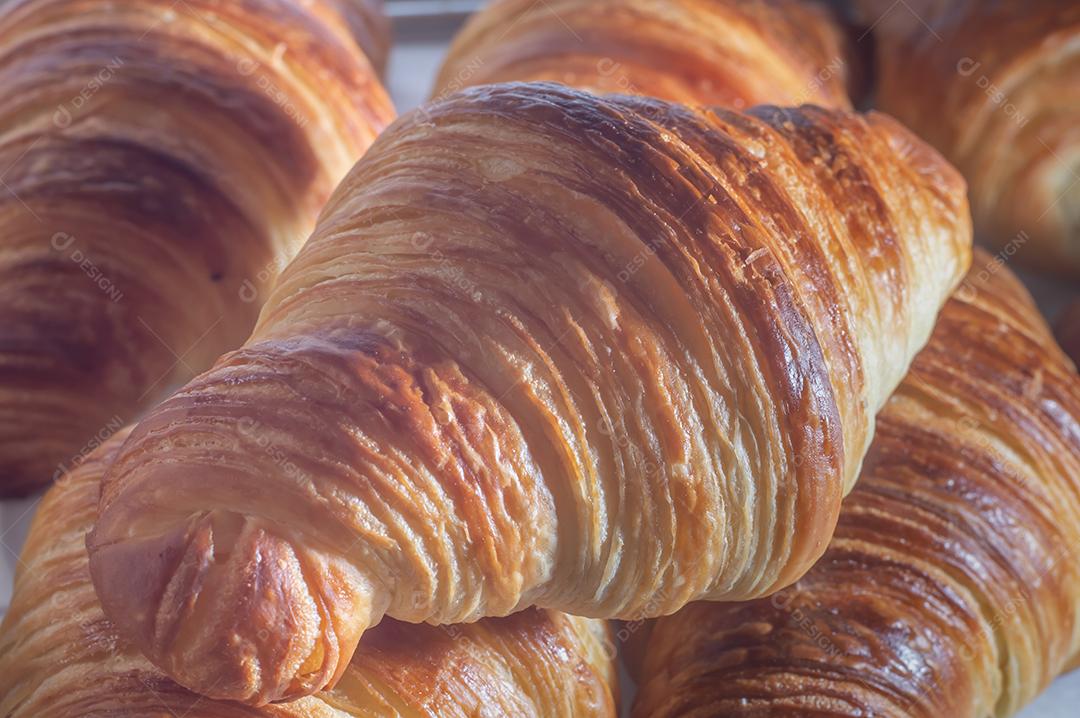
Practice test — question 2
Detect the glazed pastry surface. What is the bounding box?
[0,430,616,718]
[87,83,971,703]
[633,250,1080,717]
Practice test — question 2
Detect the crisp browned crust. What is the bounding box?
[0,430,616,718]
[861,0,1080,277]
[86,83,971,703]
[0,0,394,496]
[631,250,1080,717]
[437,0,853,109]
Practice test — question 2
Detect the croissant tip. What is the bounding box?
[88,495,386,703]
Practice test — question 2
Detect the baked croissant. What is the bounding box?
[87,83,972,704]
[859,0,1080,277]
[436,0,855,110]
[0,0,394,496]
[631,249,1080,718]
[0,430,617,718]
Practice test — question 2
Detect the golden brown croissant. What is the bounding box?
[436,0,854,109]
[86,83,972,704]
[859,0,1080,277]
[0,0,394,496]
[0,430,617,718]
[631,249,1080,717]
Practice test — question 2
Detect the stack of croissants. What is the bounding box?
[0,0,1078,716]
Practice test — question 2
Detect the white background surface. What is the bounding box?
[2,9,1080,717]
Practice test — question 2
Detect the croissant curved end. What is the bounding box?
[87,434,387,703]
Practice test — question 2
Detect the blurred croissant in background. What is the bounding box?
[437,0,858,109]
[859,0,1080,278]
[0,0,394,496]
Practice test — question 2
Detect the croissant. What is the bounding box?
[0,0,394,496]
[86,83,972,704]
[436,0,855,110]
[0,430,617,718]
[858,0,1080,277]
[631,249,1080,718]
